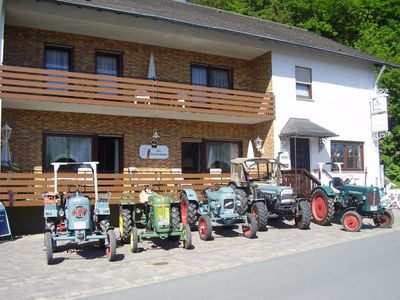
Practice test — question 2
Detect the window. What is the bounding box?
[191,64,232,89]
[182,140,241,173]
[96,51,122,76]
[331,141,364,170]
[44,133,122,173]
[295,66,312,98]
[45,45,72,71]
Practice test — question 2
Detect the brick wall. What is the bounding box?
[4,25,271,93]
[3,109,274,172]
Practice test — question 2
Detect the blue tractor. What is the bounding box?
[181,186,257,240]
[43,162,116,264]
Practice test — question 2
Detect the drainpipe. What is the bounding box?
[374,65,386,92]
[0,0,4,171]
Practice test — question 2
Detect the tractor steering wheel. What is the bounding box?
[212,184,221,191]
[144,184,160,194]
[68,184,86,193]
[343,175,353,184]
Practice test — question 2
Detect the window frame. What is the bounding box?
[330,140,364,171]
[191,63,233,89]
[95,50,123,77]
[295,66,312,99]
[43,132,123,173]
[44,44,74,71]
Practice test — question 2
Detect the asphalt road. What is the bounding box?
[91,231,399,300]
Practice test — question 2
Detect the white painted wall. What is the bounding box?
[271,45,381,187]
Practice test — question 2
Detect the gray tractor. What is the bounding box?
[181,186,257,240]
[228,157,312,231]
[43,162,116,264]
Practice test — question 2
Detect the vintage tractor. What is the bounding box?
[43,162,116,265]
[119,185,192,252]
[310,176,395,232]
[227,157,312,231]
[181,185,257,240]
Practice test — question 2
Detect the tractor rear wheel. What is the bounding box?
[198,215,213,241]
[374,209,394,228]
[130,227,139,253]
[242,213,257,239]
[228,184,247,215]
[171,206,181,230]
[310,189,335,225]
[44,232,54,265]
[181,192,198,230]
[182,223,192,249]
[119,207,132,244]
[106,230,117,261]
[251,202,268,231]
[295,200,312,230]
[341,211,362,232]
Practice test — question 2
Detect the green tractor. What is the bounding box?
[310,176,394,232]
[119,185,192,252]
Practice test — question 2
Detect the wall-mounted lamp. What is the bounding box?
[254,136,264,154]
[152,129,160,140]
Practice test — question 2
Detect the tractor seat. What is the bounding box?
[139,190,150,204]
[332,177,344,190]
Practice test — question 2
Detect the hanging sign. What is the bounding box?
[0,202,12,238]
[139,145,169,159]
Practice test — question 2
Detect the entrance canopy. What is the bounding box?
[280,118,338,138]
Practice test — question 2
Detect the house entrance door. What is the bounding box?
[290,138,310,171]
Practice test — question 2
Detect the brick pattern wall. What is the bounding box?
[4,25,271,92]
[3,109,274,172]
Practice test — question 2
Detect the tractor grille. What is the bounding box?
[367,190,380,207]
[224,199,234,209]
[155,206,170,221]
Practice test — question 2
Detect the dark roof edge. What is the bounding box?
[42,0,399,68]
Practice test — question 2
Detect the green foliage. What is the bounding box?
[189,0,400,182]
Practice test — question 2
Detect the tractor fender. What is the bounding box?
[341,206,358,214]
[180,189,199,206]
[311,186,337,198]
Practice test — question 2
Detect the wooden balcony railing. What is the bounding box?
[0,65,275,120]
[0,172,230,207]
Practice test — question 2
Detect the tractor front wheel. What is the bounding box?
[374,209,394,228]
[182,223,192,249]
[251,202,268,231]
[44,232,54,265]
[130,227,139,253]
[310,189,335,225]
[242,213,257,239]
[341,211,362,232]
[106,230,117,261]
[198,215,213,241]
[228,184,247,215]
[295,200,312,230]
[119,207,133,244]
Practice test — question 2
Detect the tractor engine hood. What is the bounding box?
[256,185,294,197]
[148,194,172,205]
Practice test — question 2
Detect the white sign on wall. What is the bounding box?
[139,145,169,160]
[371,94,388,114]
[371,113,389,133]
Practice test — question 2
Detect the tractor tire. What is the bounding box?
[310,189,335,226]
[341,211,362,232]
[171,206,181,230]
[44,232,54,265]
[182,223,192,249]
[242,213,257,239]
[100,218,110,232]
[374,209,394,228]
[106,230,117,262]
[198,215,213,241]
[119,207,132,244]
[188,203,198,231]
[295,200,312,230]
[228,184,248,215]
[251,202,268,231]
[130,227,139,253]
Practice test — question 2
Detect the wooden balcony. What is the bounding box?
[0,65,275,123]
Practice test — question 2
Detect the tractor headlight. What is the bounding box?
[216,203,221,208]
[136,208,141,214]
[236,200,242,206]
[58,208,64,217]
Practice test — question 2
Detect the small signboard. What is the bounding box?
[371,113,389,133]
[139,145,169,160]
[0,202,12,238]
[371,94,388,115]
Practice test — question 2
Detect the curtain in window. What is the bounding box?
[191,67,207,86]
[46,136,92,168]
[45,49,70,71]
[210,69,230,88]
[96,54,118,76]
[206,142,239,172]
